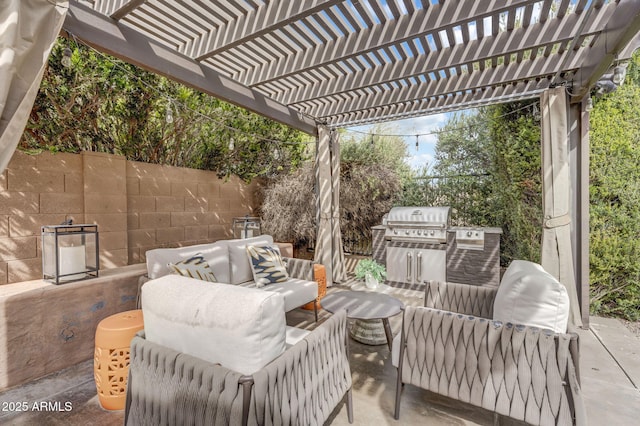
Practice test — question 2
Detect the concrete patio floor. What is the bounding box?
[1,283,639,425]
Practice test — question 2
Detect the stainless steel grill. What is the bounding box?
[373,206,502,289]
[384,206,450,243]
[381,207,451,288]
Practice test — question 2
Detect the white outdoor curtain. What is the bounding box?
[314,125,345,286]
[330,130,346,284]
[0,0,68,174]
[315,125,334,286]
[540,87,583,327]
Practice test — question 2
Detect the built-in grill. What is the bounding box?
[372,206,502,290]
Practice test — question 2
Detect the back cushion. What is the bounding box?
[493,260,570,333]
[142,275,286,375]
[145,241,229,282]
[226,235,274,284]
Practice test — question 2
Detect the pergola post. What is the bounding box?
[568,97,591,328]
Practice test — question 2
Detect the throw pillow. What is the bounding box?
[246,245,289,288]
[169,254,217,282]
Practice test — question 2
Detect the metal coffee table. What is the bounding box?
[321,291,404,350]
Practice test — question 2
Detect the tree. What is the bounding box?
[261,128,408,249]
[589,52,640,320]
[21,38,310,182]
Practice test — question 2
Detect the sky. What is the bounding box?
[345,113,450,170]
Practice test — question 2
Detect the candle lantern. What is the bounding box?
[41,223,99,284]
[232,216,262,239]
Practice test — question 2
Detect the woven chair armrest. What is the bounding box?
[398,306,585,425]
[424,280,498,318]
[250,310,352,426]
[125,332,246,426]
[283,257,314,281]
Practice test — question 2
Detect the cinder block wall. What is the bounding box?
[0,151,260,284]
[126,161,260,264]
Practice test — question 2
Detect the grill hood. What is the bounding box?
[386,207,450,227]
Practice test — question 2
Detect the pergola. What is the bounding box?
[3,0,640,327]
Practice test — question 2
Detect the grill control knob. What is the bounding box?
[405,230,410,235]
[467,231,473,237]
[430,230,435,236]
[393,229,398,235]
[417,230,422,235]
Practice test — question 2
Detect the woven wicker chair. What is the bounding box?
[394,280,586,426]
[125,309,353,426]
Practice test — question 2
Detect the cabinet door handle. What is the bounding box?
[416,252,422,282]
[406,252,413,282]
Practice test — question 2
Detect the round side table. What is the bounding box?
[94,309,144,410]
[321,291,404,350]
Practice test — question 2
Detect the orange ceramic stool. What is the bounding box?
[94,309,144,410]
[303,264,327,310]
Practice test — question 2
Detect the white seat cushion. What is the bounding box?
[261,278,318,312]
[142,275,286,375]
[493,260,570,333]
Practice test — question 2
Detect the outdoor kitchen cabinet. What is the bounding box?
[386,245,446,285]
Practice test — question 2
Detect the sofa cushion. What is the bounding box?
[493,260,570,333]
[142,275,286,375]
[247,245,289,287]
[226,235,274,284]
[145,241,229,282]
[169,254,217,282]
[240,278,317,312]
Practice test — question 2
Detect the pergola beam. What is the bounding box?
[269,5,612,106]
[178,0,343,60]
[64,1,318,136]
[325,80,544,128]
[308,48,585,119]
[239,0,537,86]
[570,0,640,99]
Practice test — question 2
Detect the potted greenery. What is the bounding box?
[354,259,386,289]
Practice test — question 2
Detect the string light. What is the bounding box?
[415,134,419,151]
[61,47,72,68]
[228,138,235,150]
[343,102,539,143]
[585,97,594,112]
[165,101,174,124]
[370,134,374,147]
[612,65,627,86]
[532,103,541,121]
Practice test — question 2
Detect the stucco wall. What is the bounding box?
[0,150,260,284]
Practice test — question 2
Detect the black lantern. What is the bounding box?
[41,223,99,284]
[232,215,262,239]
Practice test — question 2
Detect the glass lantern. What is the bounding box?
[232,216,262,239]
[41,224,99,284]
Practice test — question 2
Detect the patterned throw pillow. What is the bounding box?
[246,245,289,288]
[168,254,217,282]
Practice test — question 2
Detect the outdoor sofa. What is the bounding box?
[393,260,586,425]
[142,235,319,320]
[125,275,353,425]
